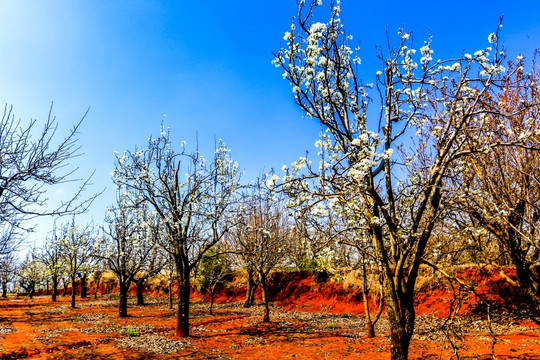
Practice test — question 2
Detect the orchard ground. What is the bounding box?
[0,268,539,359]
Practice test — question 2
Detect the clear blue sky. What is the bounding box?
[1,0,539,249]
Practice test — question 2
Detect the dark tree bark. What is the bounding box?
[94,276,101,299]
[119,281,129,317]
[70,276,77,308]
[135,279,145,306]
[52,276,59,302]
[29,281,35,299]
[80,273,88,298]
[208,283,221,315]
[175,264,191,337]
[243,269,258,308]
[168,282,174,310]
[62,278,69,296]
[260,274,270,323]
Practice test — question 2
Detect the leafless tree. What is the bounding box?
[38,224,65,301]
[97,191,159,317]
[0,104,99,230]
[450,61,540,310]
[0,253,18,297]
[230,180,290,322]
[58,219,96,308]
[18,249,44,299]
[91,258,108,299]
[0,221,24,258]
[196,245,232,315]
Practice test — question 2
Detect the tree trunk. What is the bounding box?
[363,290,375,338]
[209,284,216,315]
[361,259,384,338]
[249,282,257,306]
[243,269,257,308]
[385,286,415,360]
[260,274,270,322]
[29,282,35,299]
[389,323,413,360]
[243,278,253,308]
[119,281,128,317]
[2,280,7,298]
[52,276,58,302]
[80,273,88,298]
[168,282,173,310]
[94,276,100,300]
[175,266,190,337]
[62,278,68,296]
[503,225,540,313]
[136,280,145,306]
[71,276,77,308]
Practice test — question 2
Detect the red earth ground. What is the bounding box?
[0,267,539,359]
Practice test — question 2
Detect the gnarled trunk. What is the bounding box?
[94,276,101,299]
[175,265,190,337]
[168,281,174,310]
[260,274,270,322]
[52,276,59,302]
[243,269,257,308]
[70,276,77,308]
[363,290,375,338]
[209,283,217,315]
[119,281,129,317]
[80,273,88,298]
[361,259,384,338]
[135,280,145,306]
[381,269,415,360]
[29,282,35,299]
[62,278,69,296]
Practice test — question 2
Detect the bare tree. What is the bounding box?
[91,258,108,299]
[59,219,96,308]
[287,208,336,271]
[0,253,18,298]
[97,191,159,317]
[230,180,290,322]
[0,221,24,257]
[0,104,99,230]
[196,245,232,315]
[18,249,44,299]
[112,126,241,337]
[451,61,540,309]
[132,208,167,306]
[38,224,66,301]
[274,2,536,358]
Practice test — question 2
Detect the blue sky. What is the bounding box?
[1,0,539,248]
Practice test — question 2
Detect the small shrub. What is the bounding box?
[122,326,139,337]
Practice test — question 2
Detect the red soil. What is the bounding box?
[0,267,538,359]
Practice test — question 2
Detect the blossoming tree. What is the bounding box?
[112,126,241,337]
[273,1,536,358]
[98,190,160,317]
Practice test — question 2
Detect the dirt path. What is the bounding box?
[0,295,539,359]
